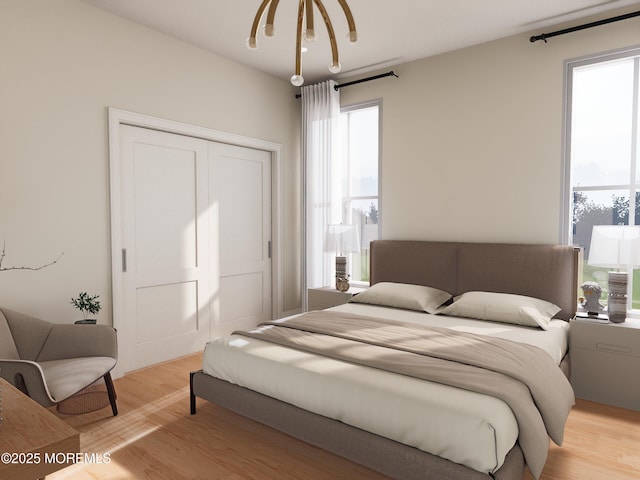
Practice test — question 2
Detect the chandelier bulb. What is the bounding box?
[265,24,275,37]
[348,30,358,43]
[328,61,342,74]
[291,74,305,87]
[305,29,316,43]
[246,37,258,50]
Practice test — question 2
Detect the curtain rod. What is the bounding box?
[530,9,640,43]
[295,70,398,98]
[334,70,399,90]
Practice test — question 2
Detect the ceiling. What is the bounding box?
[84,0,640,85]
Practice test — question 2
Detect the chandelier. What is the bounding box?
[247,0,358,86]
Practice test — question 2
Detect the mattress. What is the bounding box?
[202,303,569,475]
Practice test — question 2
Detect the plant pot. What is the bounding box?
[74,319,97,325]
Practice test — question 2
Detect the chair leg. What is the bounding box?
[103,372,118,416]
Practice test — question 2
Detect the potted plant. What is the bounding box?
[71,292,101,324]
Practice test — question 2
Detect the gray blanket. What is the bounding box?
[236,310,575,479]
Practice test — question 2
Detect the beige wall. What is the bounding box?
[339,8,640,245]
[2,2,638,324]
[0,0,301,322]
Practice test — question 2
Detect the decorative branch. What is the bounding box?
[0,241,64,272]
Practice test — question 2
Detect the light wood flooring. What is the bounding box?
[46,353,640,480]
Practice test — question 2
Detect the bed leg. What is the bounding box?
[189,370,197,414]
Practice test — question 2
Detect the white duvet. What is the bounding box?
[202,303,569,474]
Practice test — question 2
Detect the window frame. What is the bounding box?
[340,99,382,287]
[562,45,640,316]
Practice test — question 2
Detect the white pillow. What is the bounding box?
[439,291,561,330]
[348,282,452,314]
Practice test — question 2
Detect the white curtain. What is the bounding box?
[302,80,341,301]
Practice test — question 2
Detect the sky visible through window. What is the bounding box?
[341,106,379,198]
[572,58,635,190]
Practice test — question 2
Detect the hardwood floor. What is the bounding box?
[46,353,640,480]
[524,398,640,480]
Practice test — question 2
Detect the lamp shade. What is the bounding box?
[324,224,360,255]
[588,225,640,269]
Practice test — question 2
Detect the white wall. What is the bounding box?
[339,7,640,245]
[0,0,301,322]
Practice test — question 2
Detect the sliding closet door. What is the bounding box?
[209,142,272,337]
[118,125,211,372]
[114,123,273,373]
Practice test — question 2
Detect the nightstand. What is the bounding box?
[307,286,366,311]
[569,317,640,410]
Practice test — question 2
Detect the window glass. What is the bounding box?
[342,107,379,197]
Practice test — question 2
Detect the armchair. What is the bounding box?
[0,307,118,416]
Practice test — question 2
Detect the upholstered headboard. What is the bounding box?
[369,240,580,321]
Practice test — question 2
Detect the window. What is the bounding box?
[565,48,640,311]
[339,101,381,285]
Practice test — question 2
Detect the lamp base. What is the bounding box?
[335,256,347,290]
[335,255,347,275]
[607,271,627,323]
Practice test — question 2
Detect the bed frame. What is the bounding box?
[190,240,580,480]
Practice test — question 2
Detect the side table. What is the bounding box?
[569,317,640,410]
[307,286,366,311]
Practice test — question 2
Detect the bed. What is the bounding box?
[190,240,579,480]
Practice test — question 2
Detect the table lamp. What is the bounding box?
[325,224,360,291]
[588,225,640,323]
